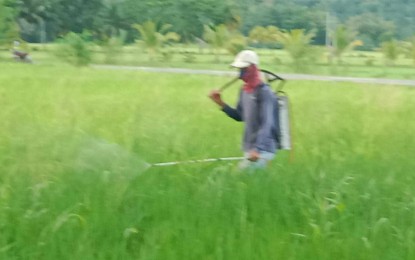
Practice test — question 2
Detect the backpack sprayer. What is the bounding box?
[260,69,293,152]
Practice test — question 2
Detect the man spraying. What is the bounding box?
[209,50,280,169]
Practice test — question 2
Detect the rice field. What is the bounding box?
[0,63,415,259]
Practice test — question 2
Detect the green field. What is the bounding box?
[1,63,415,259]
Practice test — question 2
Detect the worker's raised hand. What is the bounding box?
[208,90,225,108]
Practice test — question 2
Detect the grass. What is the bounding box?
[0,63,415,259]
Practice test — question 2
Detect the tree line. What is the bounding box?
[1,0,415,48]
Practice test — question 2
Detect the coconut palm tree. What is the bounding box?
[333,25,362,64]
[279,29,316,71]
[203,24,229,62]
[132,20,180,61]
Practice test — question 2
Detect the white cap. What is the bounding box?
[230,50,259,68]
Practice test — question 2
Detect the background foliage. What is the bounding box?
[1,0,415,48]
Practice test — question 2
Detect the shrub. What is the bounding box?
[160,49,174,62]
[365,57,375,66]
[226,34,247,56]
[182,51,196,63]
[55,32,92,66]
[381,40,400,66]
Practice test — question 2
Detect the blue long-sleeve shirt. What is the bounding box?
[222,84,279,153]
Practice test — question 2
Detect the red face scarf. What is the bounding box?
[240,64,262,93]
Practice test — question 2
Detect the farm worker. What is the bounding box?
[209,50,279,170]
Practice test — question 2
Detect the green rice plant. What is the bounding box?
[0,63,414,259]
